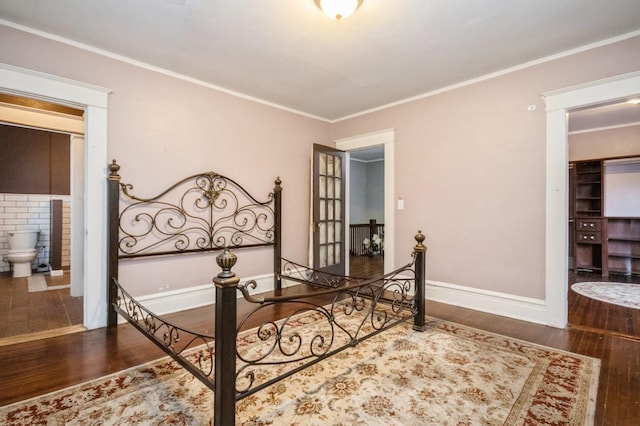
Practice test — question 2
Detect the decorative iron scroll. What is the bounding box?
[117,172,278,257]
[279,257,365,288]
[111,261,415,399]
[112,279,216,390]
[233,262,417,398]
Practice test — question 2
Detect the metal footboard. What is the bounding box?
[110,232,426,425]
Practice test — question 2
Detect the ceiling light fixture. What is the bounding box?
[315,0,362,20]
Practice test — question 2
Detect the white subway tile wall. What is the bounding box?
[0,194,71,273]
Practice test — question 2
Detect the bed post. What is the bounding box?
[413,230,427,331]
[213,248,240,425]
[273,177,282,291]
[107,160,121,328]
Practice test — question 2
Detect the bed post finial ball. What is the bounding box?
[215,248,238,279]
[414,230,427,252]
[274,177,282,191]
[108,159,121,180]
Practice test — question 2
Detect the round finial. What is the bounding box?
[108,159,121,179]
[274,176,282,191]
[216,248,237,278]
[414,230,427,252]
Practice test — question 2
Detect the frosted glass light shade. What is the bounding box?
[315,0,362,20]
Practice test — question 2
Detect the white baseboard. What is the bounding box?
[117,273,289,324]
[116,274,549,327]
[426,279,548,325]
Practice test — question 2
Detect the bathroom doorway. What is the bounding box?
[0,95,85,342]
[1,63,110,333]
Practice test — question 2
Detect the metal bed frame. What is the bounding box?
[106,160,426,425]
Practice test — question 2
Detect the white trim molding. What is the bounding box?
[0,62,111,330]
[541,70,640,328]
[426,280,547,325]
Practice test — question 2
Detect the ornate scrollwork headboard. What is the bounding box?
[113,167,280,258]
[106,159,283,325]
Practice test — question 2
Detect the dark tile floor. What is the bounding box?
[0,269,82,339]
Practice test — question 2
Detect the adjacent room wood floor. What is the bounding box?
[1,257,638,424]
[568,270,640,339]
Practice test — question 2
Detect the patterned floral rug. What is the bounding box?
[571,281,640,309]
[1,310,599,425]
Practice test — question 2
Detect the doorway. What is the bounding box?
[0,63,110,332]
[566,101,640,337]
[348,146,385,278]
[0,102,84,341]
[335,128,395,276]
[543,70,640,328]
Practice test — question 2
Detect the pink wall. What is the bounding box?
[331,36,640,299]
[0,25,330,294]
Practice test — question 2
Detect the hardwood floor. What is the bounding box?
[349,253,384,277]
[1,259,638,425]
[569,270,640,339]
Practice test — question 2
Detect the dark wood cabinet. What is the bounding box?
[606,218,640,276]
[574,218,604,273]
[574,160,603,217]
[570,158,640,277]
[0,124,70,195]
[571,161,604,273]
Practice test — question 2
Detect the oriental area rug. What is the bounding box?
[1,311,599,425]
[572,281,640,309]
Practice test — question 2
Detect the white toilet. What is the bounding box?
[7,230,40,278]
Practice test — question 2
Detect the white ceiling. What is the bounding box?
[1,0,640,122]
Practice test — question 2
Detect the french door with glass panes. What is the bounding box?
[312,144,346,276]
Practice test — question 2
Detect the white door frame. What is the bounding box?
[542,70,640,328]
[0,63,111,329]
[70,135,85,297]
[335,128,395,274]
